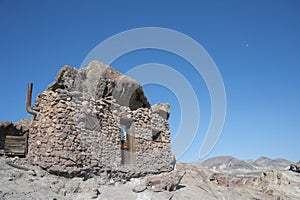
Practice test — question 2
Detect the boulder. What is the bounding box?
[146,170,186,192]
[209,173,229,187]
[47,61,150,110]
[151,103,170,120]
[15,119,32,133]
[132,184,147,193]
[289,163,300,173]
[0,121,13,129]
[0,121,24,136]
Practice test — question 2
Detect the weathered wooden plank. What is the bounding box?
[4,134,28,156]
[6,137,26,140]
[5,150,25,154]
[5,146,25,150]
[5,140,26,143]
[5,146,26,150]
[5,141,26,145]
[4,144,25,147]
[5,139,26,142]
[5,140,26,144]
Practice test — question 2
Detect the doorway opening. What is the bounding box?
[120,123,135,166]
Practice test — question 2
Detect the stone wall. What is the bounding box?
[25,61,175,181]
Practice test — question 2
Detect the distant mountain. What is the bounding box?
[196,156,292,172]
[249,156,291,169]
[196,156,255,171]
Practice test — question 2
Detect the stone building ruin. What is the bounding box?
[1,61,175,181]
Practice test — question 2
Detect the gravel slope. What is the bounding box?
[1,156,300,200]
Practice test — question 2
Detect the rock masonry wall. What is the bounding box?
[26,61,175,181]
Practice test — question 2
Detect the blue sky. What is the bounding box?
[0,0,299,162]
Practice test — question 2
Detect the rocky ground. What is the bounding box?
[1,155,300,200]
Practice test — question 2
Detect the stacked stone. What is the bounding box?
[26,61,175,181]
[28,89,116,177]
[132,108,173,174]
[29,89,83,177]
